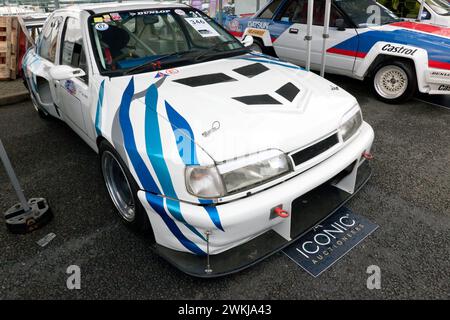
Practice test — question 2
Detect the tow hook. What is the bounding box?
[362,152,374,161]
[274,207,289,219]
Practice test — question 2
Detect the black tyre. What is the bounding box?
[371,60,417,104]
[99,140,153,235]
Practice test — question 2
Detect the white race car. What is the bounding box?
[226,0,450,103]
[22,2,374,277]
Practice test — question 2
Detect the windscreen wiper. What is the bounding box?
[193,40,243,62]
[123,51,194,75]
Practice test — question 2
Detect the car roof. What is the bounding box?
[59,1,189,15]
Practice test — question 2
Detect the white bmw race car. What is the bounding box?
[226,0,450,103]
[22,2,374,277]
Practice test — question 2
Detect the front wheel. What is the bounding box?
[99,140,153,234]
[372,61,417,104]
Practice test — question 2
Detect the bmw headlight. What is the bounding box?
[339,108,363,141]
[186,150,291,198]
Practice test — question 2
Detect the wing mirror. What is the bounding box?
[50,65,86,81]
[335,18,346,31]
[241,35,254,48]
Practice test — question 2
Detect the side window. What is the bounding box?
[259,0,284,19]
[276,0,344,26]
[277,0,308,23]
[39,17,62,63]
[60,17,88,82]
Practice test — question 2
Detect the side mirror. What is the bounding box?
[335,18,346,31]
[50,65,86,81]
[241,35,254,48]
[419,9,432,21]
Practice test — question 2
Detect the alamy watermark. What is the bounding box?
[66,265,81,290]
[366,265,381,290]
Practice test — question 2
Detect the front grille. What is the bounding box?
[291,133,339,167]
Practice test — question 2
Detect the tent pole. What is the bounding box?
[305,0,314,71]
[320,0,331,77]
[0,139,30,212]
[219,0,223,26]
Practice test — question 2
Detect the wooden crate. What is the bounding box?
[0,16,20,80]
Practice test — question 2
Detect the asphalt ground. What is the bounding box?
[0,76,449,300]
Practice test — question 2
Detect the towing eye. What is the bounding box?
[274,207,289,219]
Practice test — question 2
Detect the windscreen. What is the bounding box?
[89,7,244,75]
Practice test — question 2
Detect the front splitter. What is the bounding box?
[152,161,372,278]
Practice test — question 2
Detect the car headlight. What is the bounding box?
[185,150,291,198]
[339,108,363,141]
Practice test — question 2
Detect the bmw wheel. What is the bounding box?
[372,60,417,104]
[99,140,153,234]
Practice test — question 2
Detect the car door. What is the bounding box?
[56,16,90,134]
[24,15,64,118]
[272,0,359,76]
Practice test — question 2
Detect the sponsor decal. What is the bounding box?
[102,15,111,22]
[136,9,170,15]
[184,17,220,38]
[247,20,270,30]
[283,207,378,277]
[154,68,180,78]
[431,71,450,77]
[110,12,122,21]
[228,18,241,32]
[174,9,186,16]
[95,22,109,31]
[382,44,418,56]
[247,28,266,37]
[93,17,103,23]
[64,80,76,95]
[438,85,450,91]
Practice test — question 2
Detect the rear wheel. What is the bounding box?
[372,60,417,104]
[99,140,153,235]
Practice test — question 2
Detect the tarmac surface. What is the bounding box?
[0,76,449,299]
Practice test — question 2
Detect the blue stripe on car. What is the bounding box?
[94,80,105,137]
[238,56,304,70]
[165,102,225,232]
[165,101,199,166]
[146,193,205,256]
[118,78,160,194]
[331,29,450,65]
[118,78,205,254]
[144,84,206,242]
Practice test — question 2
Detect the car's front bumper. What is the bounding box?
[138,122,374,277]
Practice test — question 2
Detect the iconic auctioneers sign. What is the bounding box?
[283,207,379,277]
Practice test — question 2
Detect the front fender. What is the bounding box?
[354,41,430,93]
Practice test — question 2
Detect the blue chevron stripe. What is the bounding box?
[95,80,105,137]
[146,193,205,256]
[165,101,225,232]
[118,78,160,194]
[144,84,206,242]
[118,78,205,255]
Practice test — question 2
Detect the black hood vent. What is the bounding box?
[233,94,281,105]
[174,73,237,87]
[276,83,300,102]
[233,63,269,78]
